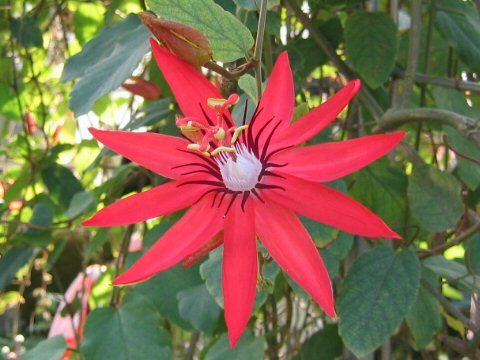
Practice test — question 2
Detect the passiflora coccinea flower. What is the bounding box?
[83,38,404,347]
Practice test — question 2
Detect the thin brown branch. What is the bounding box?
[373,108,480,148]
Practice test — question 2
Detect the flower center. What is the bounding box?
[216,144,262,192]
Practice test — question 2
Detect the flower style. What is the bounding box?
[83,38,404,347]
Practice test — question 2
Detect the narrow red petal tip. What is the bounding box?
[228,331,243,349]
[391,231,403,240]
[81,219,93,227]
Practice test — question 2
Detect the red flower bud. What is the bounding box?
[122,77,162,100]
[139,12,212,67]
[52,125,63,142]
[24,113,37,134]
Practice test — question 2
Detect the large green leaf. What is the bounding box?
[61,14,150,116]
[66,191,96,220]
[205,331,265,360]
[177,284,221,333]
[406,268,442,350]
[136,263,202,329]
[41,163,84,209]
[293,324,342,360]
[81,292,171,360]
[0,247,37,291]
[21,336,66,360]
[146,0,254,62]
[338,246,420,357]
[435,0,480,73]
[345,12,398,88]
[350,159,407,233]
[407,164,463,232]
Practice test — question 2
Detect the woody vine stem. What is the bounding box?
[253,0,268,99]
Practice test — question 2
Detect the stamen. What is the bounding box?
[230,125,248,144]
[211,146,236,156]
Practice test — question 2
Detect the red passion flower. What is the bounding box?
[84,38,404,347]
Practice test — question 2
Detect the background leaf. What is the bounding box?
[61,14,150,116]
[205,331,265,360]
[408,164,463,232]
[345,12,398,88]
[21,336,66,360]
[81,292,171,360]
[338,246,420,357]
[435,0,480,73]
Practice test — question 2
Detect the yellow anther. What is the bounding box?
[211,146,235,156]
[214,127,226,141]
[187,143,210,157]
[230,125,249,144]
[207,94,239,110]
[207,98,227,108]
[178,120,199,132]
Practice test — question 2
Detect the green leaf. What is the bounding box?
[81,292,171,360]
[293,324,342,360]
[146,0,254,62]
[435,0,480,73]
[345,12,398,88]
[10,16,43,48]
[41,163,84,209]
[200,247,276,311]
[350,159,408,233]
[466,234,480,275]
[0,247,37,291]
[285,17,343,80]
[432,87,480,189]
[233,0,279,10]
[66,191,95,219]
[136,264,202,329]
[320,232,354,278]
[407,164,463,232]
[338,246,420,357]
[21,336,66,360]
[406,268,442,350]
[25,203,54,235]
[205,331,265,360]
[125,98,172,131]
[238,74,259,104]
[177,284,221,333]
[62,14,150,116]
[423,255,480,292]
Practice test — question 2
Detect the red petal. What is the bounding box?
[255,199,335,316]
[264,173,401,239]
[274,132,406,182]
[82,179,207,227]
[223,198,257,347]
[113,195,223,285]
[274,80,361,148]
[251,52,294,147]
[89,128,193,179]
[150,39,222,124]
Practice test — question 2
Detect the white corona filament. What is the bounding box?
[216,144,262,192]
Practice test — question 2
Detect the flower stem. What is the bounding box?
[253,0,268,99]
